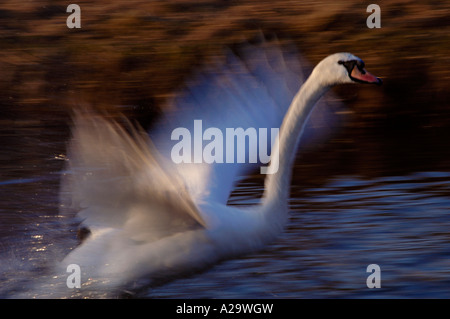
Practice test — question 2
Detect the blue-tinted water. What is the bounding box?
[148,173,450,298]
[1,122,450,298]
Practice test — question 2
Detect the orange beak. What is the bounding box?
[351,67,382,85]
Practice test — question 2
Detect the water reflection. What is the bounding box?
[2,118,450,298]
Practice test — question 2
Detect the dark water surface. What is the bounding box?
[1,116,450,298]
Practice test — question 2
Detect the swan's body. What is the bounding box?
[60,39,381,293]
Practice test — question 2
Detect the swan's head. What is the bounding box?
[313,52,382,87]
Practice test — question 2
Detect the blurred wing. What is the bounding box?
[60,111,206,242]
[150,38,343,204]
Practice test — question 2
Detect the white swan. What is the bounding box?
[60,39,381,294]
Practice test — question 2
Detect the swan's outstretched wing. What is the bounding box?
[150,38,341,204]
[151,39,301,205]
[61,111,206,242]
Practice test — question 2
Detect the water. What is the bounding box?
[1,118,450,298]
[149,173,450,298]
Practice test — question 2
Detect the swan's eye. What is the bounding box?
[338,59,367,75]
[338,60,357,74]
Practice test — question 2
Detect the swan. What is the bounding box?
[59,38,381,295]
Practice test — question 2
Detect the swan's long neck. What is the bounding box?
[263,70,329,207]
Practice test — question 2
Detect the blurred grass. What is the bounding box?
[0,0,449,131]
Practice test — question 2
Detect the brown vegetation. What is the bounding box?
[0,0,449,130]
